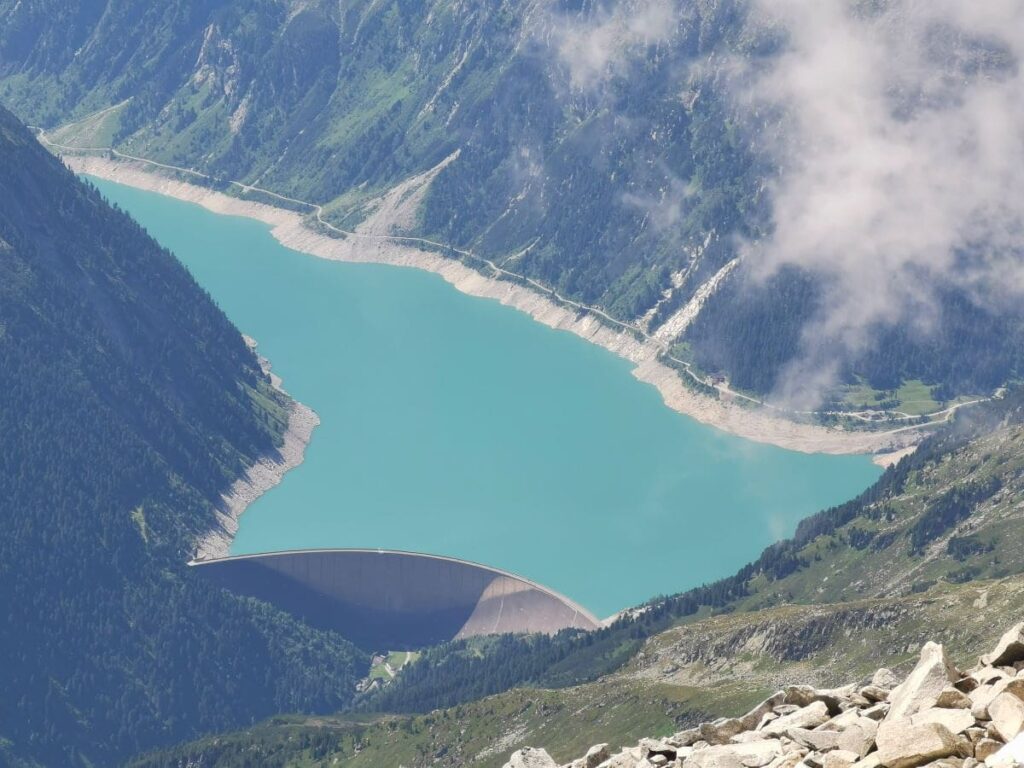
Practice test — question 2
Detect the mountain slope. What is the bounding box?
[4,0,1022,408]
[348,390,1024,718]
[0,106,367,767]
[126,575,1024,767]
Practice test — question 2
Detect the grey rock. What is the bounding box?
[887,643,960,722]
[973,739,1003,762]
[763,702,831,736]
[836,718,880,757]
[688,741,785,768]
[988,690,1024,742]
[876,719,959,768]
[702,719,747,746]
[874,670,902,689]
[504,747,558,768]
[581,744,611,767]
[787,728,841,752]
[936,688,974,710]
[911,707,977,735]
[862,686,892,703]
[822,750,861,768]
[981,624,1024,669]
[864,704,891,721]
[670,728,701,747]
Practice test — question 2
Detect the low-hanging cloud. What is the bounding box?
[734,0,1024,405]
[551,0,678,90]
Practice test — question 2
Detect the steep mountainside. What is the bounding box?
[347,391,1024,719]
[126,576,1024,767]
[119,391,1024,767]
[2,0,1020,406]
[0,107,366,768]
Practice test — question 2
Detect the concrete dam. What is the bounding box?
[190,549,600,649]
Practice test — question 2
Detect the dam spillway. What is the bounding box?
[190,549,600,649]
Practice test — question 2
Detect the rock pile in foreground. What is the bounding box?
[505,623,1024,768]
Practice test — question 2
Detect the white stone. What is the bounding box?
[836,718,880,757]
[876,719,959,768]
[762,703,831,736]
[822,750,861,768]
[984,732,1024,768]
[982,624,1024,669]
[911,707,977,735]
[887,643,960,722]
[988,691,1024,742]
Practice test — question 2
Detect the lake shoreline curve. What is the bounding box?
[68,154,921,460]
[194,341,320,561]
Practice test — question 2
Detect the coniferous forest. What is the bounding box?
[0,106,366,767]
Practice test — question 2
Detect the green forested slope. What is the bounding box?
[0,107,366,768]
[2,0,1018,403]
[350,390,1024,718]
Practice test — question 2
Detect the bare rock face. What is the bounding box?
[887,643,961,722]
[981,624,1024,669]
[876,720,959,768]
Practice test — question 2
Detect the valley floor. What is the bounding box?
[63,153,925,458]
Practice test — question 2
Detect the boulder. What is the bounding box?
[836,718,880,757]
[874,670,902,689]
[504,747,558,768]
[639,739,677,761]
[911,708,977,735]
[670,728,702,747]
[702,719,747,746]
[864,704,891,721]
[937,688,974,710]
[763,703,831,736]
[688,740,785,768]
[862,686,892,704]
[598,747,642,768]
[581,744,611,767]
[876,720,959,768]
[787,728,840,752]
[888,643,960,722]
[973,739,1003,762]
[741,694,788,731]
[987,691,1024,742]
[822,750,861,768]
[984,732,1024,768]
[981,624,1024,669]
[853,756,882,768]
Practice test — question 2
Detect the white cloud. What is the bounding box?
[733,0,1024,404]
[551,0,678,90]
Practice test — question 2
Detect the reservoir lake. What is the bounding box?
[93,178,881,617]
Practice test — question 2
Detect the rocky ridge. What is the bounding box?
[505,623,1024,768]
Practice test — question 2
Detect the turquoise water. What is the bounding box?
[93,178,881,617]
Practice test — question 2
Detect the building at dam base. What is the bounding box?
[190,549,600,649]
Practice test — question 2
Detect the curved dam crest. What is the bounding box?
[190,549,599,649]
[91,178,882,618]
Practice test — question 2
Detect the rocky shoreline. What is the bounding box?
[505,623,1024,768]
[64,153,922,458]
[193,342,319,561]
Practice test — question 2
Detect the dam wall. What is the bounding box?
[190,549,599,649]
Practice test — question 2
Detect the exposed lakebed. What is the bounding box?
[93,178,881,617]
